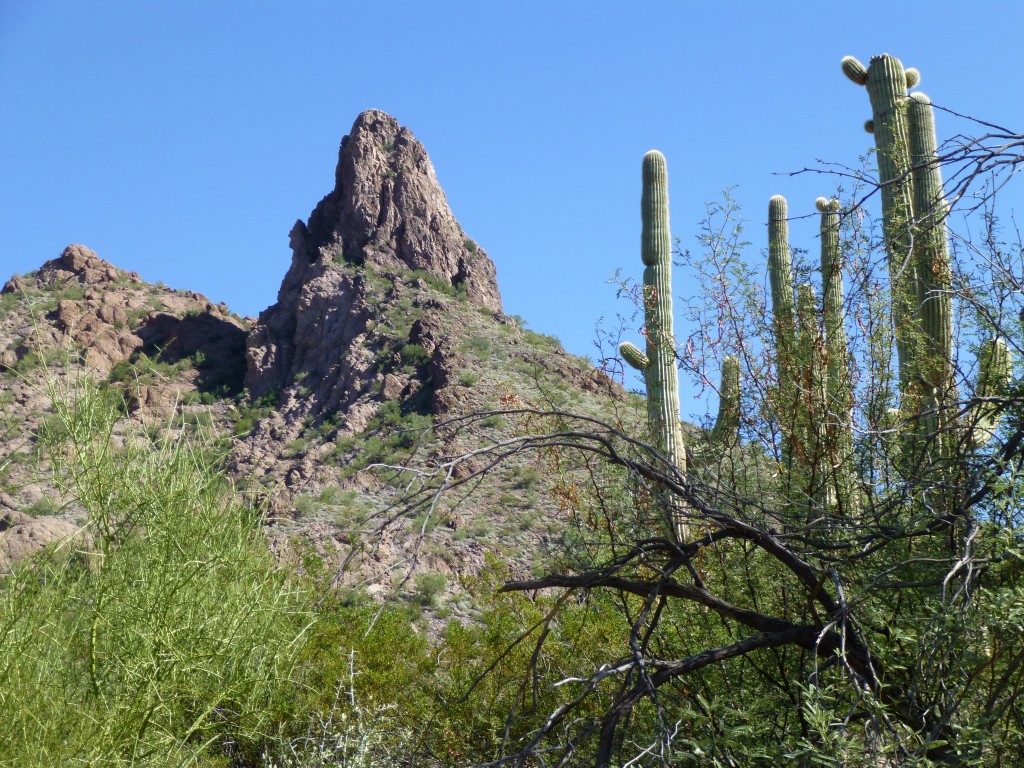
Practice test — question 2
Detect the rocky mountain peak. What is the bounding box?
[301,109,500,311]
[244,110,503,410]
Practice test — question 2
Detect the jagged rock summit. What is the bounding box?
[245,109,502,417]
[308,109,500,311]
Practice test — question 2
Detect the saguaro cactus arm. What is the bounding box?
[710,355,742,444]
[619,341,650,371]
[970,337,1013,447]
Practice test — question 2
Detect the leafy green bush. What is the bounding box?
[399,342,430,368]
[0,377,313,766]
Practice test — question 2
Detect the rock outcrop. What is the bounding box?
[1,244,247,383]
[245,110,502,410]
[0,509,82,574]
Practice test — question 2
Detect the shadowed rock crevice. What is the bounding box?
[135,312,247,394]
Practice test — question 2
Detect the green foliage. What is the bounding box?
[398,341,430,368]
[0,376,313,766]
[466,334,492,359]
[413,571,448,605]
[338,397,433,476]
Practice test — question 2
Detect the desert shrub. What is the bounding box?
[0,376,313,766]
[466,334,492,359]
[398,342,430,368]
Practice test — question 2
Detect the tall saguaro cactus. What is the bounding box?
[844,54,1012,475]
[620,151,741,540]
[768,196,801,473]
[818,196,857,513]
[620,152,688,538]
[767,195,856,515]
[842,54,921,400]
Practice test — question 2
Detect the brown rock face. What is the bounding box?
[0,510,82,574]
[309,110,501,311]
[245,110,502,406]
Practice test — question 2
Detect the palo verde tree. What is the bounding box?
[398,53,1024,767]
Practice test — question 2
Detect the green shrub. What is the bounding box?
[399,342,430,368]
[0,376,313,766]
[414,571,448,606]
[466,335,492,359]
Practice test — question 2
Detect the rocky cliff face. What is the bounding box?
[245,110,502,407]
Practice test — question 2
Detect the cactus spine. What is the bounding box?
[620,151,687,539]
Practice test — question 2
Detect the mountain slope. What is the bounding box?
[0,110,632,605]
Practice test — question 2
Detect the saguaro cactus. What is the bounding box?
[620,151,687,481]
[844,55,1012,470]
[842,54,920,397]
[767,194,856,515]
[971,337,1013,447]
[818,196,857,513]
[711,356,741,445]
[768,195,799,436]
[619,151,688,539]
[620,151,741,540]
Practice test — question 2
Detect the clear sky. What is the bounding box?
[2,1,1022,420]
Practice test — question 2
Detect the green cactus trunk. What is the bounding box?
[971,337,1012,447]
[908,91,955,457]
[768,196,800,475]
[767,195,859,516]
[620,151,687,540]
[818,197,857,514]
[844,54,918,399]
[711,356,741,445]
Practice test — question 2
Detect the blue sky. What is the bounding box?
[2,1,1022,419]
